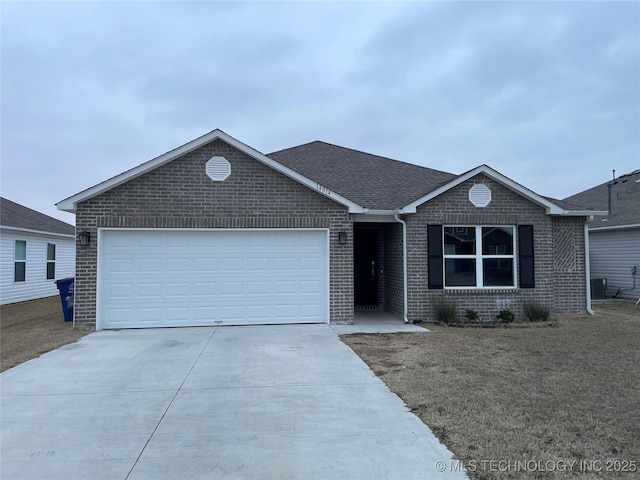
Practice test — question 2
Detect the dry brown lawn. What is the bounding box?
[2,296,639,479]
[1,296,89,372]
[342,301,640,480]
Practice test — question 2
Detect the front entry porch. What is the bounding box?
[353,222,405,318]
[332,310,426,334]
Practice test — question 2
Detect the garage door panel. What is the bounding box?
[274,258,296,271]
[166,282,190,293]
[220,257,244,272]
[99,230,328,329]
[109,259,134,274]
[193,259,218,272]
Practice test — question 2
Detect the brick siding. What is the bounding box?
[405,174,588,322]
[74,138,353,329]
[383,223,404,316]
[74,144,589,329]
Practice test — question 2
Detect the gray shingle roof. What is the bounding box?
[563,170,640,228]
[1,197,75,235]
[268,141,456,210]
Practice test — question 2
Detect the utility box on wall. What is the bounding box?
[590,278,607,300]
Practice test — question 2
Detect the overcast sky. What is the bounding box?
[2,1,639,225]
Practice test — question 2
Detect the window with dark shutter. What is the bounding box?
[518,225,535,288]
[428,224,444,289]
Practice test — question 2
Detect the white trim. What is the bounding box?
[584,222,594,315]
[589,223,640,232]
[394,214,409,323]
[96,227,331,330]
[351,214,397,223]
[57,129,364,214]
[0,225,75,239]
[96,228,104,330]
[400,164,608,217]
[97,227,330,233]
[325,228,331,325]
[443,225,517,289]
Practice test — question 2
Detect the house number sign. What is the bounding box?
[316,183,332,196]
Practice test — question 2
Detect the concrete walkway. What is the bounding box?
[1,324,467,480]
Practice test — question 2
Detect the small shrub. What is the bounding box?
[496,308,515,323]
[523,301,550,322]
[434,301,458,324]
[464,309,480,323]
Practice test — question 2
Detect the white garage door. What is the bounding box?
[98,229,328,329]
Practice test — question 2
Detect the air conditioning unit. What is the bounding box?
[591,278,607,300]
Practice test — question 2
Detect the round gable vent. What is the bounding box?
[206,156,231,182]
[469,183,491,207]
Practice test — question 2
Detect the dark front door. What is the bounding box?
[354,228,378,306]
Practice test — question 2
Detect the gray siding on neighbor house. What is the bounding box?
[589,228,640,300]
[404,174,587,322]
[74,138,353,329]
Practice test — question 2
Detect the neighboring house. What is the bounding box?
[564,170,640,300]
[56,129,603,330]
[1,197,75,305]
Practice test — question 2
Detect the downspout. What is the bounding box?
[584,218,594,315]
[394,213,409,323]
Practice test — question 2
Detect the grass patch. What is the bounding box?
[1,297,90,372]
[342,301,640,479]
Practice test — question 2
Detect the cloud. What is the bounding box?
[1,1,638,223]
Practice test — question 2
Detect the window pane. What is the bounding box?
[483,259,514,286]
[47,243,56,261]
[445,258,476,286]
[47,262,55,280]
[482,227,513,255]
[444,227,476,255]
[14,262,25,282]
[15,240,26,261]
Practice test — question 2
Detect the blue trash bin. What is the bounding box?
[55,277,74,322]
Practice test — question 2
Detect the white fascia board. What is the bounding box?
[0,225,75,238]
[57,129,364,214]
[401,165,570,215]
[351,213,398,223]
[557,210,609,217]
[589,223,640,232]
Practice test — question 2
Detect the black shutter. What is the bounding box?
[428,224,444,289]
[518,225,535,288]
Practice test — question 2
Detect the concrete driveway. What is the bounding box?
[1,324,467,480]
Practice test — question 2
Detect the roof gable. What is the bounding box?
[57,130,364,213]
[400,165,607,216]
[1,197,75,236]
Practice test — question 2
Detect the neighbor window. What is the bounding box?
[443,226,515,288]
[46,243,56,280]
[14,240,26,282]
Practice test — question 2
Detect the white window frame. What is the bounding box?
[14,240,26,283]
[46,243,56,280]
[443,225,517,289]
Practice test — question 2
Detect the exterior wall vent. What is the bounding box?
[206,156,231,182]
[469,183,492,207]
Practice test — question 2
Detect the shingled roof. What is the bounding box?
[1,197,75,236]
[268,141,456,210]
[563,169,640,229]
